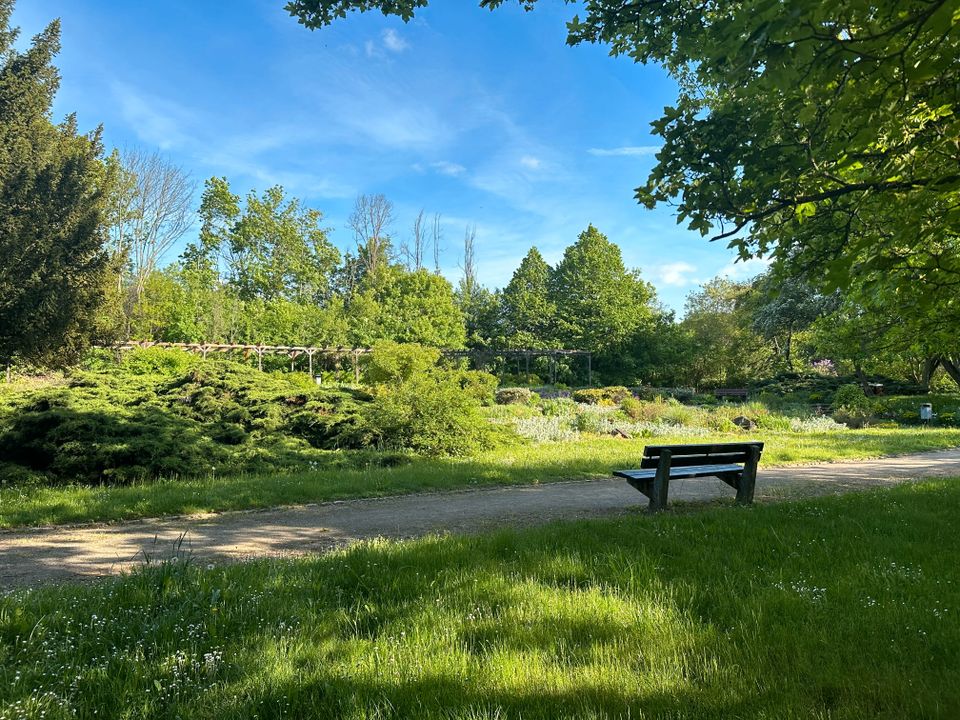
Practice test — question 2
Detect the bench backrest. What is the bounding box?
[639,442,763,469]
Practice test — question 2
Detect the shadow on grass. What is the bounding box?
[4,481,959,718]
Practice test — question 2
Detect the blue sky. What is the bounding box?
[13,0,765,312]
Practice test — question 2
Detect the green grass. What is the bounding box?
[3,479,959,718]
[2,427,959,529]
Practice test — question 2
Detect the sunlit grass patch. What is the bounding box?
[2,479,959,718]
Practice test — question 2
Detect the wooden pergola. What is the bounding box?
[107,341,372,380]
[105,342,593,384]
[444,348,593,385]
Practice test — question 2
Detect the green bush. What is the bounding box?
[833,383,871,412]
[363,371,502,456]
[496,387,537,405]
[831,384,875,428]
[362,341,442,384]
[541,397,577,417]
[121,347,199,376]
[572,386,631,405]
[456,370,498,406]
[620,396,644,420]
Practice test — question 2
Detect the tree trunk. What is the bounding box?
[784,328,793,371]
[940,357,960,388]
[922,357,940,391]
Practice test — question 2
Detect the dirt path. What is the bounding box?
[3,449,960,587]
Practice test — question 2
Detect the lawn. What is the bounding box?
[2,427,959,529]
[2,479,958,718]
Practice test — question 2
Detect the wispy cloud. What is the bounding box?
[382,29,409,53]
[519,155,542,170]
[588,145,660,157]
[111,82,194,150]
[365,28,410,57]
[655,261,699,287]
[431,160,466,177]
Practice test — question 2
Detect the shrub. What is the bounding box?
[0,360,372,485]
[832,383,874,428]
[362,371,501,456]
[456,370,498,406]
[541,397,576,417]
[620,396,644,420]
[572,386,631,405]
[363,341,442,384]
[121,347,199,376]
[496,387,536,405]
[833,383,871,412]
[755,415,792,432]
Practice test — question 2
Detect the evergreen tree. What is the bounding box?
[0,1,110,367]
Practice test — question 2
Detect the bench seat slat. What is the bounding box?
[639,452,750,468]
[642,442,764,457]
[614,463,744,481]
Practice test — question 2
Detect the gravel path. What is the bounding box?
[3,449,960,587]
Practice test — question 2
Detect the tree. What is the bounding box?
[748,272,839,371]
[501,247,554,348]
[288,0,960,308]
[0,2,110,367]
[190,177,340,305]
[400,208,427,271]
[104,147,195,307]
[348,193,394,281]
[680,277,769,387]
[372,267,467,348]
[549,225,655,353]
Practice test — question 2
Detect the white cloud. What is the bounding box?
[588,146,660,157]
[382,29,409,53]
[656,261,699,287]
[431,161,466,177]
[366,29,409,58]
[520,155,542,170]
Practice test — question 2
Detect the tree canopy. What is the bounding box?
[0,1,110,367]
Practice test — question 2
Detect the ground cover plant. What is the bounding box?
[2,479,958,718]
[0,345,503,487]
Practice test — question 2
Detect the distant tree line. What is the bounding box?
[2,0,958,391]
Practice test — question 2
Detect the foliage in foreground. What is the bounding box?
[3,480,959,718]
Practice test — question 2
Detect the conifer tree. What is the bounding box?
[0,0,110,367]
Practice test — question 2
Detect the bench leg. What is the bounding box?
[649,450,672,512]
[736,446,760,505]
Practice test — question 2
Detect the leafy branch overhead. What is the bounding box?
[286,0,960,308]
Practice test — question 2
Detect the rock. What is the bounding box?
[732,415,757,430]
[611,428,632,439]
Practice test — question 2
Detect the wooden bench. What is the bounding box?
[614,442,763,512]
